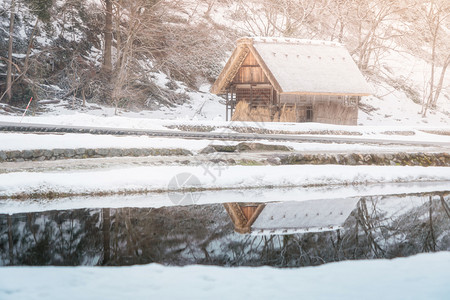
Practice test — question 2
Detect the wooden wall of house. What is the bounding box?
[230,52,275,108]
[312,102,358,125]
[236,87,273,107]
[278,95,358,125]
[232,52,270,84]
[282,103,357,125]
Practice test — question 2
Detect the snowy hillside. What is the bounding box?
[0,0,449,126]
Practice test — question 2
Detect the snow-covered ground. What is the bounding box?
[1,181,448,214]
[359,93,449,126]
[1,132,446,153]
[1,252,449,300]
[359,48,450,126]
[1,164,449,199]
[0,132,213,152]
[3,108,450,134]
[2,111,450,149]
[1,77,448,129]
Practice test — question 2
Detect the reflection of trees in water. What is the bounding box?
[99,205,233,266]
[237,194,450,267]
[0,210,102,265]
[0,193,449,267]
[353,195,450,258]
[217,193,450,267]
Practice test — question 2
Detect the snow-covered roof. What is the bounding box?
[250,198,359,235]
[248,36,343,47]
[211,37,372,95]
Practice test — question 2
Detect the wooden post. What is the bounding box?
[270,87,274,120]
[231,86,235,118]
[225,91,229,121]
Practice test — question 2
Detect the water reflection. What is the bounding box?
[225,198,359,234]
[1,193,449,267]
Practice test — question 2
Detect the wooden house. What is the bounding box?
[224,198,359,235]
[211,37,372,125]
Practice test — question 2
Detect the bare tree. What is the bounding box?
[102,0,113,72]
[421,0,450,117]
[5,0,16,103]
[234,0,318,37]
[350,0,409,72]
[327,0,351,43]
[1,0,53,104]
[108,0,162,113]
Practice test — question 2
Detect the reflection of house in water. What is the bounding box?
[224,198,360,235]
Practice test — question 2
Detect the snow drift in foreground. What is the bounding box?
[0,252,448,300]
[0,165,449,198]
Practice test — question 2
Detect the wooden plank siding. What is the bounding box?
[278,102,358,125]
[231,52,275,109]
[232,52,270,84]
[278,94,358,125]
[240,205,259,221]
[236,87,272,107]
[313,101,358,125]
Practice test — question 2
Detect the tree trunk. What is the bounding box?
[338,19,344,43]
[422,1,438,117]
[6,0,16,103]
[422,35,437,117]
[82,88,86,107]
[24,18,39,73]
[431,55,450,107]
[103,0,113,71]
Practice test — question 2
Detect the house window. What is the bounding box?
[343,96,358,107]
[306,106,313,122]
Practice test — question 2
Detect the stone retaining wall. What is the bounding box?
[0,147,448,167]
[0,148,193,162]
[274,152,449,167]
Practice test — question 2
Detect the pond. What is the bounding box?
[1,192,449,267]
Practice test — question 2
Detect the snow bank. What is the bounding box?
[0,252,448,300]
[0,132,213,152]
[1,181,448,214]
[0,165,449,198]
[0,132,437,153]
[1,112,449,140]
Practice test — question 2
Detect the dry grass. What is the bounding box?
[272,110,280,122]
[279,104,297,122]
[251,106,272,122]
[231,101,251,121]
[232,101,272,122]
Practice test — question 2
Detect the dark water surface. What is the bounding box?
[1,192,449,267]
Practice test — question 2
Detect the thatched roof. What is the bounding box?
[211,37,372,96]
